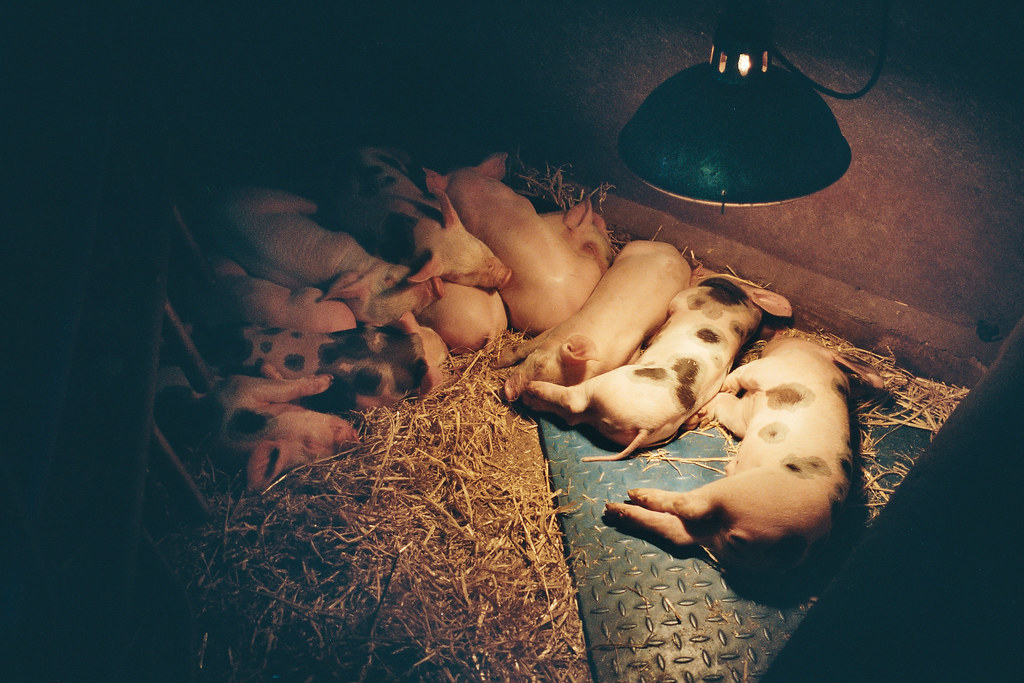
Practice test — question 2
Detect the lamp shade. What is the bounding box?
[619,50,851,206]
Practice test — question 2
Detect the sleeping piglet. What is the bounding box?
[415,282,508,354]
[207,188,443,326]
[425,153,615,334]
[606,337,884,573]
[498,240,691,400]
[193,254,359,333]
[155,369,359,491]
[201,311,449,412]
[327,146,512,289]
[522,276,791,460]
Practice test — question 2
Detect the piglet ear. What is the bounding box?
[393,311,418,334]
[833,353,885,390]
[747,288,792,318]
[561,334,598,365]
[406,254,445,284]
[562,197,592,232]
[418,363,448,395]
[435,189,467,232]
[423,167,448,195]
[475,152,508,180]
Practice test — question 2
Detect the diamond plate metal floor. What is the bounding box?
[538,416,930,683]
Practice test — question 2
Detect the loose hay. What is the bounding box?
[157,336,590,682]
[507,152,614,217]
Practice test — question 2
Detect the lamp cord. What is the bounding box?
[770,0,890,100]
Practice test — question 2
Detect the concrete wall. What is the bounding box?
[156,1,1024,386]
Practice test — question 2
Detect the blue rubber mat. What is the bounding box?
[538,416,930,682]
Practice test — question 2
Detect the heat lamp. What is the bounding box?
[619,0,884,207]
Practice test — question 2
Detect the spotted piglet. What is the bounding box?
[204,312,449,413]
[327,147,511,290]
[606,337,884,574]
[155,369,359,491]
[522,276,791,460]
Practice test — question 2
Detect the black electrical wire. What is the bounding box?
[771,0,890,100]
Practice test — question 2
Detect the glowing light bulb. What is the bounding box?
[738,53,751,76]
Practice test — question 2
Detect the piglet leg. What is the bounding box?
[699,391,751,439]
[605,487,718,545]
[605,501,699,546]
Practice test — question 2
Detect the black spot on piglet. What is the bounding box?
[283,354,306,372]
[673,358,701,411]
[378,213,419,264]
[780,455,831,479]
[686,293,709,311]
[352,367,386,396]
[262,448,281,482]
[766,383,814,410]
[357,165,384,196]
[227,409,269,437]
[319,335,372,365]
[758,421,789,443]
[696,328,721,344]
[702,278,747,306]
[633,367,668,381]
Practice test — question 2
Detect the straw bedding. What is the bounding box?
[156,337,591,682]
[153,163,969,682]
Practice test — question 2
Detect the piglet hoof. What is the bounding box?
[625,488,646,504]
[604,502,631,518]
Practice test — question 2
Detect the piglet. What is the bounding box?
[606,337,884,573]
[206,187,443,326]
[522,277,791,460]
[328,147,512,289]
[193,254,359,333]
[498,240,691,400]
[201,312,449,412]
[425,153,615,334]
[155,368,359,491]
[416,282,508,354]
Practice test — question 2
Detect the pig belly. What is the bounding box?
[441,168,608,334]
[417,284,508,354]
[500,258,604,333]
[564,240,690,348]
